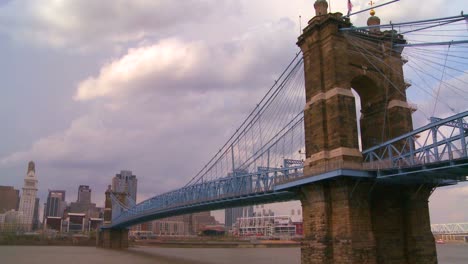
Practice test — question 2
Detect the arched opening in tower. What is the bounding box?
[351,75,387,151]
[351,88,362,151]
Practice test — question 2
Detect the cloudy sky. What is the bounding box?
[0,0,467,224]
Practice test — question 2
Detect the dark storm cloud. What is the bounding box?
[0,0,241,48]
[1,17,299,205]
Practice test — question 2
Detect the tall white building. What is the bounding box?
[18,161,38,232]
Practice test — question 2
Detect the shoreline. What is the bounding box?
[135,239,301,248]
[1,238,466,248]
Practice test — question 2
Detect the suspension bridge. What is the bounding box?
[99,2,468,263]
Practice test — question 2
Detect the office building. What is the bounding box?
[77,185,91,204]
[44,190,66,221]
[0,186,20,213]
[32,197,40,230]
[69,185,98,217]
[112,170,137,201]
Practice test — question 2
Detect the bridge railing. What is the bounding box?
[362,111,468,171]
[111,165,304,224]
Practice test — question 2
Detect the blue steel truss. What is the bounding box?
[362,111,468,181]
[106,112,468,229]
[109,164,303,228]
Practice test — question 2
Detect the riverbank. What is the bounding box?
[0,245,466,264]
[0,233,301,248]
[135,239,300,248]
[2,234,465,248]
[0,234,96,246]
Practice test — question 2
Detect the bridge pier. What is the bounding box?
[97,228,129,249]
[298,1,437,263]
[372,184,436,263]
[96,185,129,249]
[299,179,377,263]
[299,180,436,264]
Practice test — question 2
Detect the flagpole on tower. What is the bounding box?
[347,0,353,16]
[345,0,400,18]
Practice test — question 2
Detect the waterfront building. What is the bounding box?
[112,170,137,201]
[190,211,218,235]
[198,225,226,236]
[44,216,62,232]
[0,210,21,232]
[18,161,38,232]
[152,216,186,236]
[65,212,86,233]
[225,206,253,229]
[0,186,20,213]
[88,218,103,233]
[68,185,101,233]
[151,212,218,236]
[253,201,302,222]
[235,215,297,238]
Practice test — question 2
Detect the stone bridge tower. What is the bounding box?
[97,185,129,249]
[297,1,436,263]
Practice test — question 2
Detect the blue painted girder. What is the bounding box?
[106,112,468,229]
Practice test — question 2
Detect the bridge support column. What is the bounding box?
[372,185,436,264]
[300,179,377,264]
[299,181,437,264]
[97,228,129,249]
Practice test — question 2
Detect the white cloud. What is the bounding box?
[430,183,468,223]
[74,39,200,100]
[409,69,468,128]
[74,18,296,101]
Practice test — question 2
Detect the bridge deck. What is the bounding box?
[105,112,468,229]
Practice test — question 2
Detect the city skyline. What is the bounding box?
[0,0,467,225]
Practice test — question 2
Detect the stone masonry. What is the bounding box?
[297,1,436,263]
[96,185,129,249]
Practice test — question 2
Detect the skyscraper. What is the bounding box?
[44,190,66,221]
[77,185,91,204]
[18,161,38,232]
[112,170,137,201]
[32,197,40,230]
[70,185,98,217]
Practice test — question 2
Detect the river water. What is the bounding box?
[0,244,466,264]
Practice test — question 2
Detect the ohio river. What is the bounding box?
[0,244,466,264]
